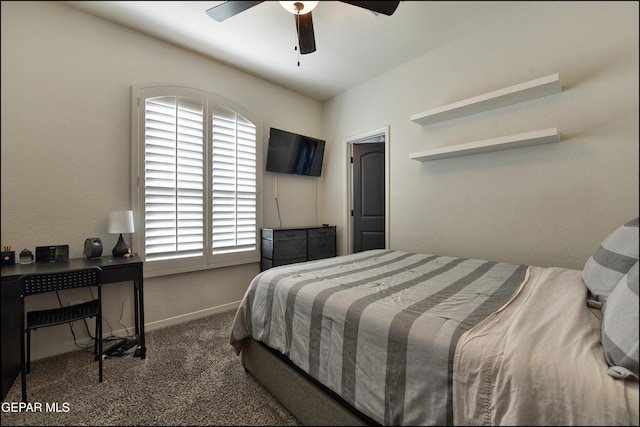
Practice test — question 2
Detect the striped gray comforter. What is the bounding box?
[230,250,527,425]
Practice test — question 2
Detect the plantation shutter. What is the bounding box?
[144,96,204,261]
[211,108,257,254]
[135,85,260,274]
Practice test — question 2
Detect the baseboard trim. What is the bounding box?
[144,301,240,332]
[30,301,241,361]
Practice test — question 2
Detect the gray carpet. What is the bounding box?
[1,309,301,426]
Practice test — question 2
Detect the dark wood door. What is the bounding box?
[353,142,385,252]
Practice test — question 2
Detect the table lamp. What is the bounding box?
[108,210,134,257]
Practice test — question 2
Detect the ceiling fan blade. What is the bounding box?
[339,1,400,16]
[206,1,264,22]
[296,12,316,55]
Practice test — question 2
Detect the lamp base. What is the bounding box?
[112,233,131,257]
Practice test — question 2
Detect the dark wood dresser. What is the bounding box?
[260,226,336,271]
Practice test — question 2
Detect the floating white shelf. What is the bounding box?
[409,128,560,162]
[410,74,561,126]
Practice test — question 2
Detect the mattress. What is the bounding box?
[231,249,639,425]
[230,249,528,425]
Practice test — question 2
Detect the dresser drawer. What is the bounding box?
[262,239,307,261]
[261,229,307,261]
[272,229,307,241]
[273,240,306,261]
[307,227,336,239]
[307,227,336,261]
[308,235,336,260]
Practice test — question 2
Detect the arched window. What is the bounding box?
[132,85,260,276]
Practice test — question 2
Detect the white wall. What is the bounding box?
[1,1,323,359]
[321,1,639,270]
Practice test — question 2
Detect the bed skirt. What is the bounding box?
[241,337,378,426]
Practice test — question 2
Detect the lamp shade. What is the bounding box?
[108,210,135,234]
[279,1,318,15]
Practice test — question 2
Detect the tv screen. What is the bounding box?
[266,128,325,177]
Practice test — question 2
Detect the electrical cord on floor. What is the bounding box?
[103,337,138,357]
[52,288,120,352]
[100,299,137,358]
[52,291,78,343]
[49,289,135,356]
[118,299,131,338]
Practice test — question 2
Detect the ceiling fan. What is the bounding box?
[206,1,401,55]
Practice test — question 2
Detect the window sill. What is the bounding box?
[143,256,260,278]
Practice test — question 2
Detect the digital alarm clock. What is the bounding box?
[84,238,103,259]
[35,245,69,263]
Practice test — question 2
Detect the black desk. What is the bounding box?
[1,255,145,400]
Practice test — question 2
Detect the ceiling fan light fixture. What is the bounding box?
[279,1,318,15]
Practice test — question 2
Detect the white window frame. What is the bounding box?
[132,84,262,277]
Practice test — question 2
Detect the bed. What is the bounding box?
[230,219,639,426]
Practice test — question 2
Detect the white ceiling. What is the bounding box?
[63,1,520,101]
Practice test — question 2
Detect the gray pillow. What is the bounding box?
[601,261,639,381]
[583,217,639,303]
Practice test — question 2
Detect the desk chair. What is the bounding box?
[18,266,103,402]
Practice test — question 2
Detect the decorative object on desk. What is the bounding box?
[108,210,134,257]
[1,247,15,266]
[84,237,103,259]
[35,245,70,263]
[19,249,33,264]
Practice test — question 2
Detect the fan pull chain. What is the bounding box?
[296,13,301,66]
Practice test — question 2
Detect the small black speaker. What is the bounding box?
[84,238,103,259]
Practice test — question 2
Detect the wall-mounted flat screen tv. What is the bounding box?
[266,128,325,177]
